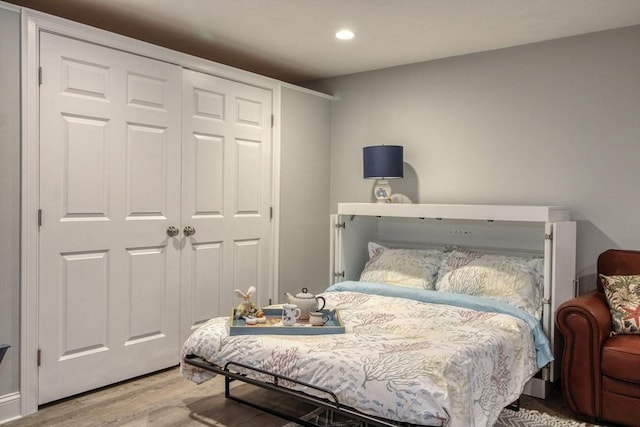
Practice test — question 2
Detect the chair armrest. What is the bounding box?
[555,290,611,418]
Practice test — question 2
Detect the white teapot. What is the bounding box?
[285,287,326,320]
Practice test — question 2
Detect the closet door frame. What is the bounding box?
[20,10,281,417]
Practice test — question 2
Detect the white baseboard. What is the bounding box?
[0,392,21,425]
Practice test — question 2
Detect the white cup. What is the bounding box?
[282,304,301,326]
[309,311,329,326]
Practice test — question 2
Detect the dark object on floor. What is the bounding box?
[0,344,9,365]
[556,249,640,427]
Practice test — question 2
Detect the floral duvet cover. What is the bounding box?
[181,281,552,427]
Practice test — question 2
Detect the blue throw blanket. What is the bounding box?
[325,280,553,369]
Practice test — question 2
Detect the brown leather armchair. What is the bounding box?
[556,249,640,427]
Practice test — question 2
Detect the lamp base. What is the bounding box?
[373,180,392,203]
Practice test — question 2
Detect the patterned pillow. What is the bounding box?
[435,249,544,319]
[359,242,443,289]
[599,274,640,335]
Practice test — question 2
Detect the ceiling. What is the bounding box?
[7,0,640,84]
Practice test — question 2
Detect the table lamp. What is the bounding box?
[363,145,403,202]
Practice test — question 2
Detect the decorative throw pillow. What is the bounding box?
[435,249,544,319]
[599,274,640,335]
[359,242,443,290]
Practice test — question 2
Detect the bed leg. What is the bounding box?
[506,398,520,411]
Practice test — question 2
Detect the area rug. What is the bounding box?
[495,408,593,427]
[283,406,595,427]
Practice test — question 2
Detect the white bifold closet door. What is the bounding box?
[38,33,273,404]
[38,32,183,404]
[180,69,273,344]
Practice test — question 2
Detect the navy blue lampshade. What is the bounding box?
[363,145,404,179]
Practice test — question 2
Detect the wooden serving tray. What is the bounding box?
[229,308,345,336]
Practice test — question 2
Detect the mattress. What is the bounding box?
[181,281,552,427]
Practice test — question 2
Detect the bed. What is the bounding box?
[182,242,559,426]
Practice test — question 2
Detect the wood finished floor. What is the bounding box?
[4,366,601,427]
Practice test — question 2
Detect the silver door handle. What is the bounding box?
[166,226,179,237]
[183,226,196,236]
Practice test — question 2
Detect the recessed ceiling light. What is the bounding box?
[335,29,355,40]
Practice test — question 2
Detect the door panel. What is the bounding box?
[62,116,109,217]
[193,133,224,214]
[181,70,272,343]
[59,250,109,359]
[126,124,171,217]
[236,138,262,213]
[191,242,223,325]
[38,32,182,404]
[126,246,167,342]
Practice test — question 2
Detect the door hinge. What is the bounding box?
[38,209,42,228]
[544,232,553,241]
[268,298,272,305]
[333,271,345,278]
[271,114,274,128]
[38,67,42,86]
[270,206,273,221]
[335,222,346,229]
[37,349,42,367]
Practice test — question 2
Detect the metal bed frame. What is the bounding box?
[185,326,523,427]
[184,354,424,427]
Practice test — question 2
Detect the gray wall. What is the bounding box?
[279,86,332,300]
[307,26,640,292]
[0,4,21,397]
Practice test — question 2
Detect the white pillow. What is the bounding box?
[359,243,443,290]
[435,249,544,319]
